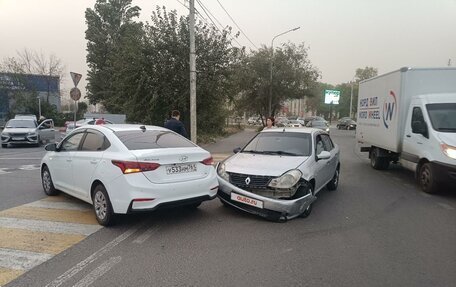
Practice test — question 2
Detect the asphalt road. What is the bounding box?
[1,127,455,287]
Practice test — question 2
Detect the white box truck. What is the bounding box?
[356,67,456,193]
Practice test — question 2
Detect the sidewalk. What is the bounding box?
[200,128,258,162]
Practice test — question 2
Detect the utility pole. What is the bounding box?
[349,81,353,118]
[448,58,452,67]
[189,0,197,143]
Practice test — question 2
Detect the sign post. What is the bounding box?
[69,72,82,129]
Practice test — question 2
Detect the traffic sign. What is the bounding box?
[70,87,81,101]
[324,89,340,104]
[70,72,82,87]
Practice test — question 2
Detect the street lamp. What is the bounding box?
[349,75,356,119]
[37,96,41,118]
[269,26,300,116]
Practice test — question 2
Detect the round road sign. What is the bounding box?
[70,87,81,101]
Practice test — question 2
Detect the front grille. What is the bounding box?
[10,133,27,137]
[228,172,274,189]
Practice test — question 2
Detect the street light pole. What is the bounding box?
[37,96,41,118]
[349,75,356,118]
[269,26,300,117]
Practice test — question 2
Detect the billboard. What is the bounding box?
[324,89,340,104]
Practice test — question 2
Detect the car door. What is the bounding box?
[50,131,85,192]
[37,119,55,143]
[402,104,430,164]
[313,134,331,192]
[321,134,338,179]
[71,129,110,200]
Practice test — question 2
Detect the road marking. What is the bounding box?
[133,226,157,244]
[0,248,52,270]
[18,164,40,171]
[0,169,11,175]
[0,206,97,225]
[45,224,143,287]
[0,217,101,236]
[0,227,85,254]
[25,200,92,212]
[437,202,455,210]
[72,256,122,287]
[0,158,42,160]
[0,267,24,287]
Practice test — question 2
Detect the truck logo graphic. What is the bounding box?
[382,91,397,128]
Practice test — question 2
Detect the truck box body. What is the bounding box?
[356,67,456,153]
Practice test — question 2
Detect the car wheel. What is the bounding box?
[370,148,389,170]
[327,168,339,191]
[337,125,340,129]
[92,184,115,226]
[419,163,439,194]
[41,166,59,196]
[1,144,6,148]
[299,184,314,218]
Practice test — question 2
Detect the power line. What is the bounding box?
[174,0,242,48]
[216,0,258,49]
[195,0,225,31]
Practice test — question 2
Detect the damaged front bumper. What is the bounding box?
[217,175,316,221]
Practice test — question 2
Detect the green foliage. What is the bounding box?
[77,102,88,118]
[355,66,378,82]
[233,43,320,118]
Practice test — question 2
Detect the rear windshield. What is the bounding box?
[115,130,196,150]
[242,132,312,156]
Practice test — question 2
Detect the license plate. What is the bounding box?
[231,192,264,209]
[12,137,25,141]
[166,163,197,175]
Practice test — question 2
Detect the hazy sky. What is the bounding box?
[1,0,455,101]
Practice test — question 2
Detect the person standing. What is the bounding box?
[164,110,188,138]
[263,116,275,130]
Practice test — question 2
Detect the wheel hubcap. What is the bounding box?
[334,170,339,186]
[421,166,430,189]
[94,191,107,220]
[43,170,51,192]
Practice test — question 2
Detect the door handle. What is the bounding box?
[66,159,72,162]
[90,160,98,164]
[406,135,411,138]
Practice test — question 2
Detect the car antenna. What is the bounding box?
[139,125,146,132]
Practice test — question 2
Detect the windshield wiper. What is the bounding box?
[242,150,266,154]
[262,151,301,156]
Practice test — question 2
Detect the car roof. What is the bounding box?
[73,124,169,133]
[261,127,326,135]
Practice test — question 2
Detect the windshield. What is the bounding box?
[5,119,37,128]
[242,132,311,156]
[426,103,456,132]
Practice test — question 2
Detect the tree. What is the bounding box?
[355,66,378,82]
[234,43,320,119]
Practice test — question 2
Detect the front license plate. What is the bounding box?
[231,192,264,209]
[12,137,25,141]
[166,163,197,175]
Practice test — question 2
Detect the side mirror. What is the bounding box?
[412,121,428,138]
[233,147,241,154]
[317,150,331,160]
[45,143,57,151]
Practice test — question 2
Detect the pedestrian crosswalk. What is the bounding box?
[0,195,101,286]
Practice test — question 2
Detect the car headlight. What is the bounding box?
[326,128,330,132]
[1,132,10,136]
[268,169,302,189]
[441,142,456,159]
[217,162,230,181]
[27,132,37,136]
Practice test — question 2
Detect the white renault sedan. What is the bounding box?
[41,124,218,226]
[217,128,340,222]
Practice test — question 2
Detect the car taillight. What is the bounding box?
[201,156,213,165]
[111,160,160,174]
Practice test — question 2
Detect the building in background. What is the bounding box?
[0,73,60,124]
[280,98,315,117]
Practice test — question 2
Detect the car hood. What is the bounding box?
[224,152,308,176]
[2,127,37,134]
[438,133,456,146]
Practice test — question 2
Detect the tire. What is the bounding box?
[299,184,314,218]
[327,168,339,191]
[92,184,115,226]
[419,163,439,194]
[370,148,390,170]
[1,144,6,148]
[41,166,59,196]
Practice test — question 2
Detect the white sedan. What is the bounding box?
[41,124,218,226]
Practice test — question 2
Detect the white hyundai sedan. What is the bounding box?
[41,124,218,226]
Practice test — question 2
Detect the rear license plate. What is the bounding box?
[12,137,25,141]
[231,192,264,209]
[166,163,197,175]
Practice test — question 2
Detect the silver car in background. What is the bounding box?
[217,128,340,222]
[1,118,55,148]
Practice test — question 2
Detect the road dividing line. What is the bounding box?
[0,248,53,271]
[0,206,98,225]
[0,217,101,236]
[72,256,122,287]
[0,267,24,287]
[25,200,92,211]
[45,224,143,287]
[133,226,158,244]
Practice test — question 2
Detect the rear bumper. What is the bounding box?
[431,161,456,183]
